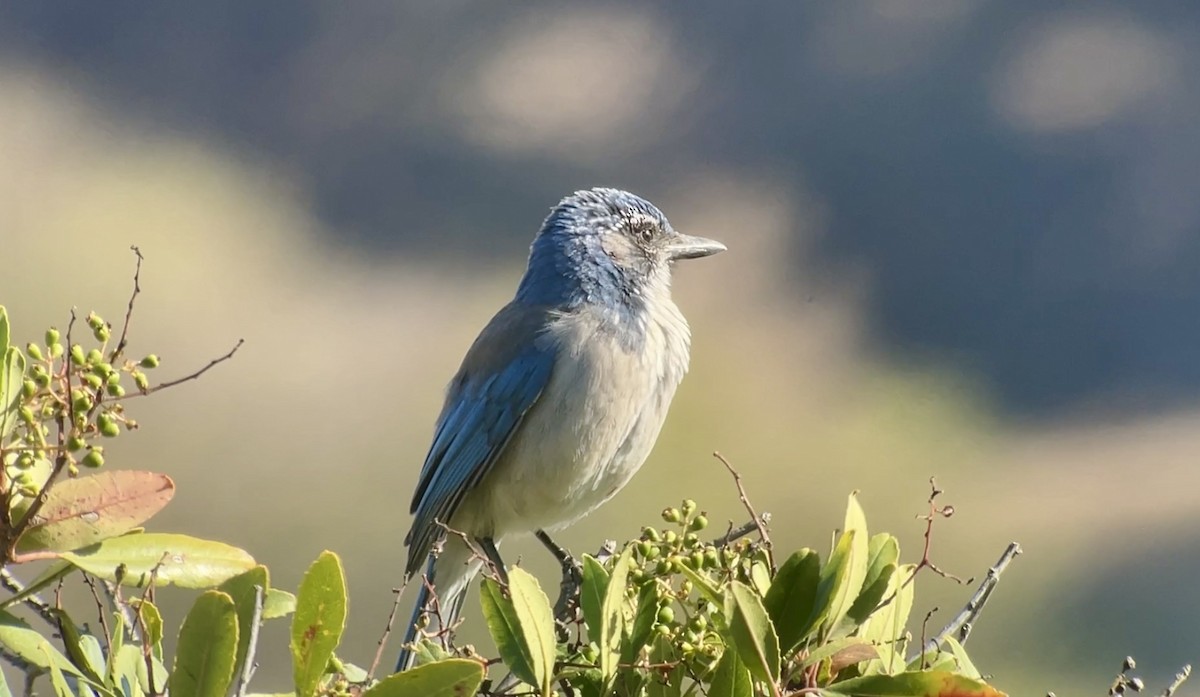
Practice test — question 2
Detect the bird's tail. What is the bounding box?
[395,536,483,672]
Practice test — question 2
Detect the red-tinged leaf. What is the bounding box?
[16,471,175,553]
[830,670,1007,697]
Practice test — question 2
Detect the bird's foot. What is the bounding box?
[535,529,584,637]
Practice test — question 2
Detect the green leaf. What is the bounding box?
[623,581,660,664]
[863,534,900,591]
[723,581,781,692]
[799,637,878,670]
[61,532,256,588]
[0,306,8,350]
[676,560,723,606]
[709,648,752,697]
[508,567,556,697]
[944,637,982,679]
[480,568,555,696]
[48,608,108,685]
[579,554,609,643]
[845,563,896,628]
[599,546,634,686]
[16,471,176,553]
[220,566,269,682]
[0,609,86,678]
[42,644,74,697]
[360,658,484,697]
[291,551,348,697]
[264,588,297,619]
[809,531,855,638]
[169,590,239,697]
[762,548,820,654]
[131,599,165,659]
[481,577,536,688]
[825,494,869,631]
[1,346,26,441]
[862,563,916,675]
[830,670,1006,696]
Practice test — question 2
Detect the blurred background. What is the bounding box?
[1,1,1198,693]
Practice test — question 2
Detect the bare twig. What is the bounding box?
[109,246,144,364]
[901,478,971,590]
[234,585,265,697]
[81,574,113,657]
[918,607,938,669]
[1163,664,1191,696]
[713,452,773,570]
[0,568,56,628]
[710,517,771,548]
[369,583,409,682]
[138,339,245,396]
[916,542,1022,658]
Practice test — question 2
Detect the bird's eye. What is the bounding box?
[635,224,656,244]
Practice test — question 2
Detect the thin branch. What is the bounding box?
[138,339,245,396]
[81,574,113,657]
[0,568,57,628]
[713,451,773,570]
[368,583,408,682]
[1163,665,1191,696]
[901,478,971,591]
[916,542,1022,658]
[917,607,939,669]
[109,246,143,364]
[234,584,265,697]
[710,517,771,548]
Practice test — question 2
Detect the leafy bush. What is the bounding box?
[0,263,1188,696]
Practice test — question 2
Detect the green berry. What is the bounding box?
[19,406,34,423]
[67,435,86,452]
[133,371,149,391]
[16,452,34,469]
[86,312,103,330]
[70,344,86,365]
[663,530,678,545]
[84,373,104,390]
[45,328,60,346]
[97,414,120,438]
[106,383,125,398]
[25,343,44,361]
[82,449,105,468]
[49,343,63,359]
[662,507,682,524]
[689,515,708,532]
[642,526,660,542]
[681,499,697,517]
[93,362,113,379]
[140,354,160,369]
[21,379,36,399]
[93,325,111,343]
[657,606,675,624]
[637,541,653,557]
[86,349,102,365]
[71,389,92,412]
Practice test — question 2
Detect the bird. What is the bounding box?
[396,187,725,671]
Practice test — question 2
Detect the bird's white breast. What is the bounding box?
[459,293,692,538]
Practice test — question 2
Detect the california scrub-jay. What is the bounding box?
[397,188,724,670]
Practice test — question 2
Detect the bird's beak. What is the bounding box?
[667,234,727,260]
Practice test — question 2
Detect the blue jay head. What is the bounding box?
[517,188,725,309]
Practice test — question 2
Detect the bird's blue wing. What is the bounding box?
[405,303,556,575]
